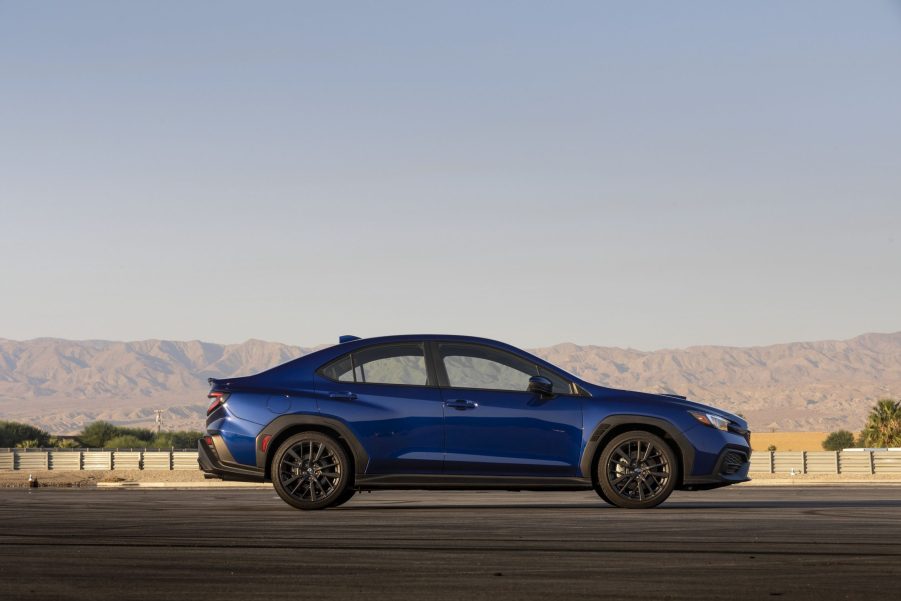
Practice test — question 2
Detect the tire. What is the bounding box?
[330,487,356,508]
[271,432,351,510]
[594,484,612,506]
[595,431,678,509]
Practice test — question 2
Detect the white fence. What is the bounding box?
[0,449,199,471]
[750,450,901,475]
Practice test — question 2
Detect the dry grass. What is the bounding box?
[750,431,831,451]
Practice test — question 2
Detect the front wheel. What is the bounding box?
[595,431,678,509]
[271,432,350,510]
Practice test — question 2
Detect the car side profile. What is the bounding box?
[199,334,751,509]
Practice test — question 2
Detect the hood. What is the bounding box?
[658,394,748,429]
[586,384,749,430]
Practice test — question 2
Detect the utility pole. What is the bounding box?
[153,409,164,435]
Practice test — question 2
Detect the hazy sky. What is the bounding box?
[1,1,899,350]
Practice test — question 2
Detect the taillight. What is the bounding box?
[202,436,213,446]
[207,391,229,415]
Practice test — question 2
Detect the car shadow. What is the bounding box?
[338,499,901,511]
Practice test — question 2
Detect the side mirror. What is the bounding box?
[528,376,554,397]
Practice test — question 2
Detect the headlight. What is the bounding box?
[689,410,730,431]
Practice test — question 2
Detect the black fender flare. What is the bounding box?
[579,415,695,483]
[255,414,370,478]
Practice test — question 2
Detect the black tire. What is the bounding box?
[330,487,356,508]
[594,483,613,506]
[271,432,351,510]
[595,431,678,509]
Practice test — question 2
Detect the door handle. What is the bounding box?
[328,391,357,400]
[445,399,478,410]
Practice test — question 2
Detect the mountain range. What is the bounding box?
[1,332,899,434]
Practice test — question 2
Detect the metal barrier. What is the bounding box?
[172,451,199,470]
[15,452,49,471]
[0,449,198,471]
[874,452,901,474]
[772,451,804,474]
[839,451,872,474]
[3,448,900,475]
[82,451,113,470]
[49,451,81,470]
[0,453,14,470]
[750,450,901,474]
[112,451,142,470]
[143,451,173,470]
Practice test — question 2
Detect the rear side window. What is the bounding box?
[319,343,429,386]
[320,355,355,382]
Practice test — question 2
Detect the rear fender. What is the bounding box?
[255,414,370,478]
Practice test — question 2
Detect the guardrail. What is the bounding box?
[4,448,901,475]
[750,450,901,475]
[0,448,199,471]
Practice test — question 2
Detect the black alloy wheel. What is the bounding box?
[271,432,350,510]
[596,431,678,509]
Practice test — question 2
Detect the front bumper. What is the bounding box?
[680,445,751,490]
[198,436,266,482]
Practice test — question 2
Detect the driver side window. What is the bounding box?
[438,343,573,394]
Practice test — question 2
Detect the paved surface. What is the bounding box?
[1,487,900,600]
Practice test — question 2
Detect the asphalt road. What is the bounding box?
[1,486,900,601]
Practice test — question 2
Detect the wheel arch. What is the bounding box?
[255,415,369,483]
[581,415,694,488]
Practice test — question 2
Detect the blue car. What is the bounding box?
[199,334,751,509]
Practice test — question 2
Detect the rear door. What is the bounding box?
[435,342,583,477]
[316,342,444,474]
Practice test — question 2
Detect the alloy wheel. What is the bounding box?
[596,431,677,509]
[605,438,671,502]
[277,438,343,503]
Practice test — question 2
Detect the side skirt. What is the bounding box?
[354,474,594,491]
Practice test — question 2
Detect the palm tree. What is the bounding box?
[860,399,901,448]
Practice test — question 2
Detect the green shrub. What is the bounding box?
[104,435,150,449]
[113,427,155,442]
[0,420,50,448]
[49,438,81,448]
[76,421,202,448]
[150,431,203,449]
[822,430,856,451]
[76,421,119,448]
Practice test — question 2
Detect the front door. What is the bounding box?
[435,342,583,477]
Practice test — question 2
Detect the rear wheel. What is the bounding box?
[271,432,350,510]
[595,431,677,509]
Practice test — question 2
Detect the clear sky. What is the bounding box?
[1,1,899,350]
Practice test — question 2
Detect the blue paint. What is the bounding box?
[205,334,751,491]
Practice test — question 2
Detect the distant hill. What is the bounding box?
[1,332,899,434]
[0,338,316,434]
[536,332,901,432]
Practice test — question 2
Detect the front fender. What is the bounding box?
[579,415,696,483]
